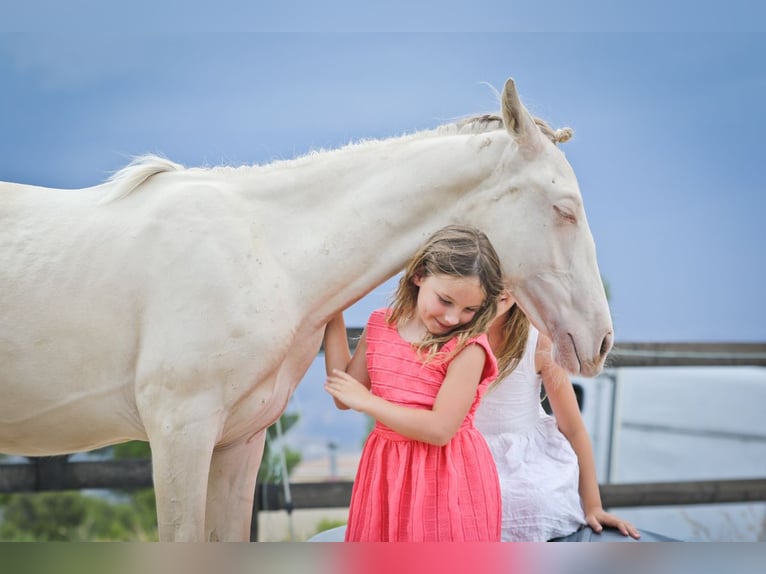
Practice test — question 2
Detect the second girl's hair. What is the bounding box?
[387,224,504,359]
[487,302,530,390]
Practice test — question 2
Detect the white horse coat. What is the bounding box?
[0,79,612,541]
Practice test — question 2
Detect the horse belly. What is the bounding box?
[0,395,145,456]
[0,302,144,455]
[0,303,143,455]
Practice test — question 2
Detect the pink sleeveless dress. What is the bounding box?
[344,308,501,542]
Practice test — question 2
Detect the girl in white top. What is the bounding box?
[474,290,640,541]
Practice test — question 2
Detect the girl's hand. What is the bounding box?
[325,369,372,413]
[585,508,641,540]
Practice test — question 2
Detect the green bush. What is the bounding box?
[0,411,302,540]
[0,491,157,541]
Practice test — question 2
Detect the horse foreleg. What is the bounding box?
[146,415,220,542]
[205,430,266,541]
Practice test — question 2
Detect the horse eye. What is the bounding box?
[554,205,577,223]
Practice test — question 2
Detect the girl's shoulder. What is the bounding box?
[365,308,395,336]
[443,331,493,355]
[469,333,499,385]
[444,332,498,383]
[367,307,392,326]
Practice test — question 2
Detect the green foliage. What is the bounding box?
[0,412,302,540]
[111,440,151,459]
[104,440,158,538]
[0,491,157,541]
[130,488,159,535]
[258,412,302,482]
[268,412,300,437]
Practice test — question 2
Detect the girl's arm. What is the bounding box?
[323,312,370,410]
[537,334,640,540]
[325,343,487,446]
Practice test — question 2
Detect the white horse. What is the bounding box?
[0,79,612,541]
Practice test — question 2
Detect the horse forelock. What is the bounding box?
[533,117,574,145]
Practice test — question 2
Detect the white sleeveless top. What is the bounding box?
[474,327,586,541]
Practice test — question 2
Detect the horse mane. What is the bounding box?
[98,155,184,204]
[438,113,573,145]
[99,114,572,203]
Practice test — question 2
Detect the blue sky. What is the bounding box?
[1,29,765,342]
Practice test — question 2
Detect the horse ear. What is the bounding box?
[501,78,545,156]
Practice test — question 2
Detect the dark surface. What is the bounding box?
[307,524,679,542]
[551,525,679,542]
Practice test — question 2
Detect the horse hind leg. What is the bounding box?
[205,430,267,542]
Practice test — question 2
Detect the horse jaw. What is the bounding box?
[510,274,613,377]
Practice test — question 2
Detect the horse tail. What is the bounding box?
[98,155,184,204]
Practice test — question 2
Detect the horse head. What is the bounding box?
[473,79,613,376]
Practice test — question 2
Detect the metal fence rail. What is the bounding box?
[606,342,766,367]
[4,460,764,508]
[330,331,766,367]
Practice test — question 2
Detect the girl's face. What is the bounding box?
[413,273,486,335]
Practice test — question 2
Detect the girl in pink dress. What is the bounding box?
[323,225,504,541]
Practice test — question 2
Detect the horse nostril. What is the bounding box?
[600,332,614,358]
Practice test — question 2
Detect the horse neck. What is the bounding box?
[235,131,507,321]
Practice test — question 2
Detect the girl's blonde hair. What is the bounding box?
[387,224,503,360]
[488,302,530,390]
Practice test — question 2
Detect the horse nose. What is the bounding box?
[600,331,614,361]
